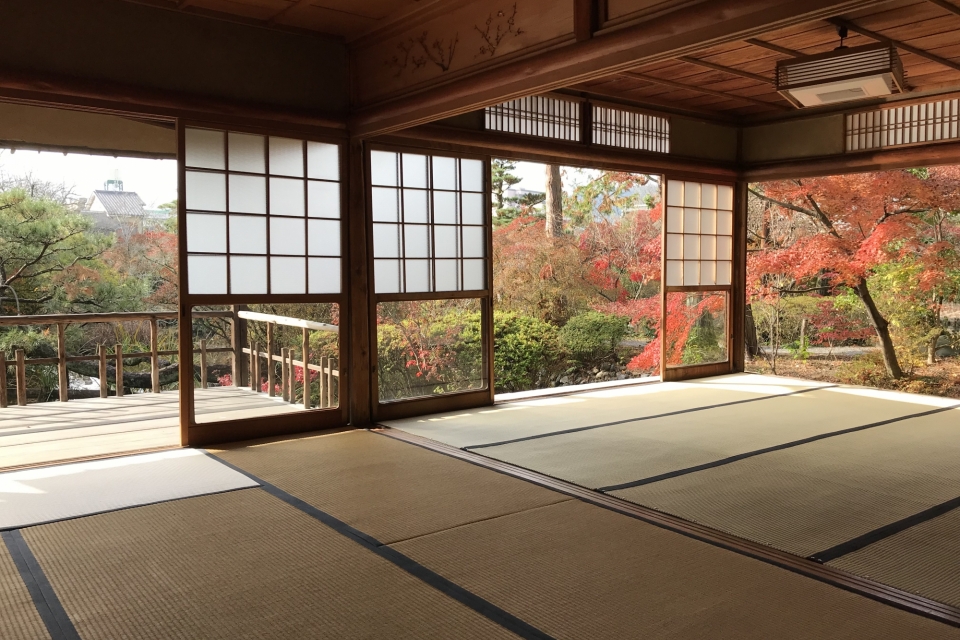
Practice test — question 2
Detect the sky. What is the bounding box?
[0,149,177,209]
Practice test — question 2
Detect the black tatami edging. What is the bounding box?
[464,384,836,450]
[206,452,556,640]
[811,494,960,564]
[599,402,960,492]
[2,530,82,640]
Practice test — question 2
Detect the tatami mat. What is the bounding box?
[384,374,830,449]
[476,385,956,490]
[614,407,960,557]
[829,507,960,609]
[392,499,960,640]
[0,449,257,530]
[212,430,570,544]
[23,489,519,640]
[0,541,50,640]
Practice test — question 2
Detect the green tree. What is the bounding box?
[491,158,522,224]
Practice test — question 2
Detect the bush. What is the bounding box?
[559,311,628,368]
[836,352,890,387]
[490,312,566,393]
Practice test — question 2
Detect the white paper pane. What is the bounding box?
[228,175,266,214]
[683,260,700,286]
[186,214,226,253]
[270,177,305,217]
[405,260,431,293]
[307,219,340,256]
[666,233,683,259]
[718,185,734,210]
[666,207,683,233]
[717,236,733,261]
[270,257,306,293]
[402,154,428,188]
[462,193,484,225]
[433,191,458,224]
[683,235,700,260]
[308,258,341,294]
[717,261,732,285]
[372,188,399,222]
[700,261,716,286]
[370,151,399,187]
[270,217,306,256]
[700,183,717,209]
[186,171,226,212]
[434,225,459,258]
[462,226,485,258]
[402,189,428,224]
[404,224,430,258]
[463,259,485,290]
[228,133,265,173]
[229,215,267,254]
[666,180,683,207]
[188,255,227,294]
[701,235,716,260]
[717,210,733,236]
[434,259,459,291]
[683,208,700,234]
[230,256,268,294]
[666,260,683,286]
[307,142,339,181]
[460,159,484,192]
[374,259,401,294]
[700,209,717,235]
[307,181,340,219]
[373,224,400,258]
[684,182,701,208]
[269,137,304,177]
[185,128,224,170]
[432,156,457,190]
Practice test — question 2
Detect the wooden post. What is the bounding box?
[302,328,310,410]
[98,345,108,398]
[15,349,26,406]
[57,323,68,402]
[266,323,275,397]
[232,305,248,387]
[115,344,124,397]
[200,339,208,389]
[319,356,327,409]
[150,318,160,393]
[0,352,7,409]
[280,348,289,402]
[329,358,336,408]
[251,342,260,393]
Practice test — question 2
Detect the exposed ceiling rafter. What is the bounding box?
[827,17,960,74]
[925,0,960,18]
[620,72,791,110]
[743,38,804,57]
[267,0,312,25]
[677,56,774,84]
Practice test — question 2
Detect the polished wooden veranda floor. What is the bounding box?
[0,387,300,470]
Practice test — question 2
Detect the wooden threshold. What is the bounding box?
[375,427,960,630]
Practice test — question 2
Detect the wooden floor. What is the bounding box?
[0,387,302,470]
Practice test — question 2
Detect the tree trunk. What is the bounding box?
[744,304,761,359]
[927,330,946,366]
[853,278,903,379]
[545,164,563,239]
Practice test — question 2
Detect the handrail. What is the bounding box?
[238,310,338,333]
[0,310,229,326]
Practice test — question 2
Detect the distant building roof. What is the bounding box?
[88,190,146,217]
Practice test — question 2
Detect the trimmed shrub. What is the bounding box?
[560,311,629,368]
[488,312,566,393]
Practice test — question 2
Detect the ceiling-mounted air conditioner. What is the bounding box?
[776,43,905,108]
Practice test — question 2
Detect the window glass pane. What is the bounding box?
[307,142,339,181]
[269,137,304,177]
[228,133,265,173]
[307,220,340,256]
[402,189,428,223]
[230,256,268,294]
[307,181,340,219]
[460,159,484,192]
[186,171,226,212]
[402,154,428,189]
[374,259,401,293]
[372,187,399,222]
[666,179,683,207]
[308,258,341,294]
[405,259,431,292]
[188,255,227,294]
[229,215,267,254]
[185,128,224,169]
[187,214,226,253]
[435,260,459,291]
[373,224,400,259]
[664,292,727,367]
[683,260,699,286]
[404,224,430,258]
[270,218,306,256]
[666,233,683,259]
[432,156,457,190]
[434,225,459,258]
[270,177,305,217]
[433,191,458,224]
[462,193,484,225]
[228,175,266,214]
[462,226,485,258]
[270,257,306,293]
[463,259,485,290]
[370,151,399,186]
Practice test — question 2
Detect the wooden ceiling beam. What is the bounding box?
[621,72,790,110]
[743,37,803,57]
[827,17,960,74]
[267,0,312,25]
[677,56,775,84]
[925,0,960,18]
[177,0,196,8]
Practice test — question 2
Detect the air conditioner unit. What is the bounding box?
[776,43,905,108]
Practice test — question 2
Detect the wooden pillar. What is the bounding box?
[251,342,260,393]
[574,0,600,42]
[347,138,372,425]
[98,345,108,398]
[115,344,124,397]
[57,323,68,402]
[302,328,310,410]
[286,349,295,403]
[280,348,289,402]
[328,358,336,408]
[319,355,327,409]
[231,305,248,387]
[266,323,275,397]
[0,352,7,409]
[731,181,748,373]
[15,349,26,406]
[150,318,160,393]
[200,339,208,390]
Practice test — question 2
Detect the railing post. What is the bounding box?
[302,328,310,410]
[115,344,124,397]
[319,355,327,409]
[200,339,208,390]
[329,358,336,408]
[232,305,247,387]
[150,318,160,393]
[0,352,7,409]
[98,345,108,398]
[57,323,68,403]
[280,348,289,402]
[251,342,260,393]
[266,323,275,398]
[15,348,26,406]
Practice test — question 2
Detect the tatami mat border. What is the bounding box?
[374,427,960,629]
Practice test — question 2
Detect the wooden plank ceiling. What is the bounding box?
[571,0,960,119]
